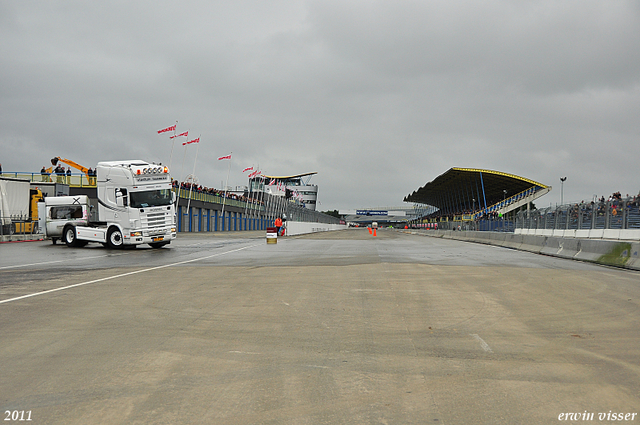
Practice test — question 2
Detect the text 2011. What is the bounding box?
[4,411,32,421]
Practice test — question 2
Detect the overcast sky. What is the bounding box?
[2,1,639,211]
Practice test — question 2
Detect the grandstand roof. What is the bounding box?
[404,167,549,211]
[258,172,317,180]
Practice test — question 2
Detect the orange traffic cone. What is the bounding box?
[368,227,372,235]
[373,228,377,237]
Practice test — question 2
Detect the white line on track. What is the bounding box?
[0,252,129,270]
[0,242,261,305]
[470,333,494,353]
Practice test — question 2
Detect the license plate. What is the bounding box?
[152,236,164,242]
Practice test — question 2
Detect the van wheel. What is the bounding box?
[64,225,79,247]
[107,227,124,249]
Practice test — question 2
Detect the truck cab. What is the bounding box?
[39,160,177,249]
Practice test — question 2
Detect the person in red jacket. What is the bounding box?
[275,217,283,236]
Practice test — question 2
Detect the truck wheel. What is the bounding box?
[107,227,124,249]
[64,225,79,247]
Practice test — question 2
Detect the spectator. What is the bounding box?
[55,164,63,183]
[87,167,95,185]
[275,216,283,235]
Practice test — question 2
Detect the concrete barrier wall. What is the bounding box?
[404,229,640,271]
[515,227,640,241]
[285,222,347,236]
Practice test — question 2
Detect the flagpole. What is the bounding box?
[220,152,232,231]
[176,143,188,207]
[251,166,259,223]
[243,165,252,218]
[263,178,271,226]
[185,136,200,224]
[169,120,177,174]
[258,176,265,228]
[180,144,188,185]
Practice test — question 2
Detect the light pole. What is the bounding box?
[560,177,567,205]
[502,190,507,217]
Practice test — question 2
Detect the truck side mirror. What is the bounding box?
[115,188,128,207]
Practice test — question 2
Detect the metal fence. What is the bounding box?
[515,198,640,231]
[1,172,96,187]
[174,187,264,212]
[259,192,340,225]
[432,218,515,232]
[0,216,41,239]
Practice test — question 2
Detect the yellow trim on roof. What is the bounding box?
[451,168,549,189]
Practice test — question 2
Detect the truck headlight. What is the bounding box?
[130,231,142,237]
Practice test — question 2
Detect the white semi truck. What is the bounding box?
[38,160,177,248]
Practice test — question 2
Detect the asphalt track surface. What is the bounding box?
[1,229,639,424]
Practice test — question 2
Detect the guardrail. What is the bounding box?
[1,172,96,187]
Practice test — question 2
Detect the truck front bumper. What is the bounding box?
[125,228,177,245]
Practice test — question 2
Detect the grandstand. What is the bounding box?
[404,168,551,222]
[249,172,318,211]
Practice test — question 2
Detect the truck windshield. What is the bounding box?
[130,189,173,208]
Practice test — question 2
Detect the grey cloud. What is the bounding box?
[1,0,639,210]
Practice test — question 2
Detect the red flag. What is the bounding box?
[218,154,232,160]
[243,167,253,173]
[157,124,176,134]
[171,131,189,139]
[269,179,275,186]
[182,137,199,146]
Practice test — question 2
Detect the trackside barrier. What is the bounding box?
[285,222,348,236]
[400,229,640,271]
[266,227,278,244]
[501,234,524,250]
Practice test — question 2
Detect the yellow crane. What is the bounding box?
[46,157,91,177]
[44,157,95,185]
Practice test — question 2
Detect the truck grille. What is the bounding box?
[142,211,172,233]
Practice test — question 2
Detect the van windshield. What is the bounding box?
[130,189,172,208]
